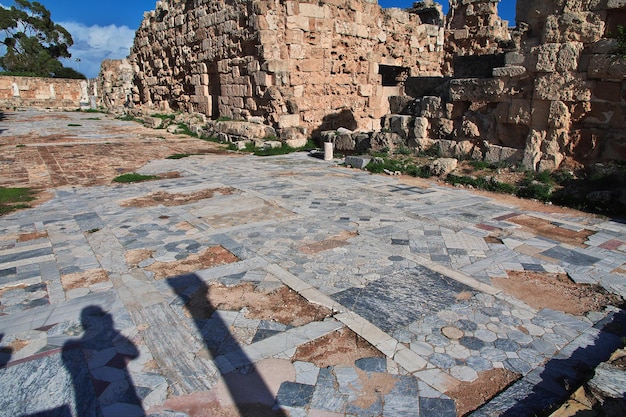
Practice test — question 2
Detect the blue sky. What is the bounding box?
[1,1,517,78]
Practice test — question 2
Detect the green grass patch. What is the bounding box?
[151,113,176,121]
[16,144,25,148]
[112,173,159,183]
[84,117,101,121]
[116,114,141,123]
[167,153,192,160]
[0,187,36,215]
[446,175,516,194]
[201,136,221,144]
[174,123,198,138]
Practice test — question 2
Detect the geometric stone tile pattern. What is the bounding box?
[1,113,625,416]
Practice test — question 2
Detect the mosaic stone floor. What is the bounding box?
[1,112,625,417]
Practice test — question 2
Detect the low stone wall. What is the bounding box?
[0,76,92,110]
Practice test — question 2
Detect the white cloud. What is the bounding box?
[60,21,136,78]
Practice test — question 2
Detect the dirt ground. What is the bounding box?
[184,282,332,327]
[120,187,237,208]
[293,327,384,368]
[492,271,623,316]
[0,112,230,190]
[126,246,240,280]
[446,368,521,416]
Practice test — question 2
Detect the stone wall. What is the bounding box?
[110,0,626,169]
[383,0,626,170]
[130,0,445,134]
[95,59,136,112]
[0,76,92,110]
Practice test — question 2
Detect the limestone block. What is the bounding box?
[213,120,276,139]
[370,131,404,151]
[505,52,525,66]
[286,15,310,31]
[298,3,326,18]
[359,84,373,97]
[549,101,571,129]
[335,133,356,151]
[298,59,324,72]
[345,156,371,169]
[508,99,532,125]
[532,43,559,72]
[429,158,458,177]
[534,73,593,102]
[543,12,604,44]
[453,141,475,159]
[493,66,527,78]
[588,55,626,80]
[522,129,546,170]
[263,60,289,73]
[278,114,301,128]
[484,143,523,164]
[390,115,412,139]
[607,0,626,7]
[557,42,584,72]
[462,119,480,138]
[449,79,506,102]
[593,81,623,102]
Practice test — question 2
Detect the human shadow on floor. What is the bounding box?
[168,274,287,416]
[19,306,144,417]
[0,333,12,368]
[62,306,143,417]
[498,308,626,417]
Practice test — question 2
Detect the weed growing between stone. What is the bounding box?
[0,187,36,215]
[166,153,192,159]
[362,153,626,215]
[112,173,160,183]
[227,139,317,156]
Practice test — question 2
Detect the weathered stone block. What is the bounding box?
[390,115,412,139]
[335,133,356,150]
[449,79,506,102]
[345,155,371,169]
[278,114,301,128]
[588,55,626,80]
[413,117,429,139]
[492,66,527,78]
[534,73,593,102]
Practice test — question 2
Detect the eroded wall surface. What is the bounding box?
[130,0,445,133]
[395,0,626,170]
[115,0,626,169]
[0,76,91,110]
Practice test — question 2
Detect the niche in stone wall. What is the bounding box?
[605,7,626,37]
[378,65,410,87]
[453,54,506,78]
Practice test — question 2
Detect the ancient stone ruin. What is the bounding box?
[97,0,626,170]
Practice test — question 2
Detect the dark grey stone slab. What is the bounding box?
[0,247,53,264]
[332,266,474,333]
[310,368,346,413]
[355,357,387,373]
[276,382,315,407]
[540,246,600,266]
[419,397,456,417]
[73,212,103,232]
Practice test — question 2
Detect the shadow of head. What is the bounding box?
[0,333,12,367]
[80,306,112,330]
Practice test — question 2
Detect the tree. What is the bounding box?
[0,0,85,78]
